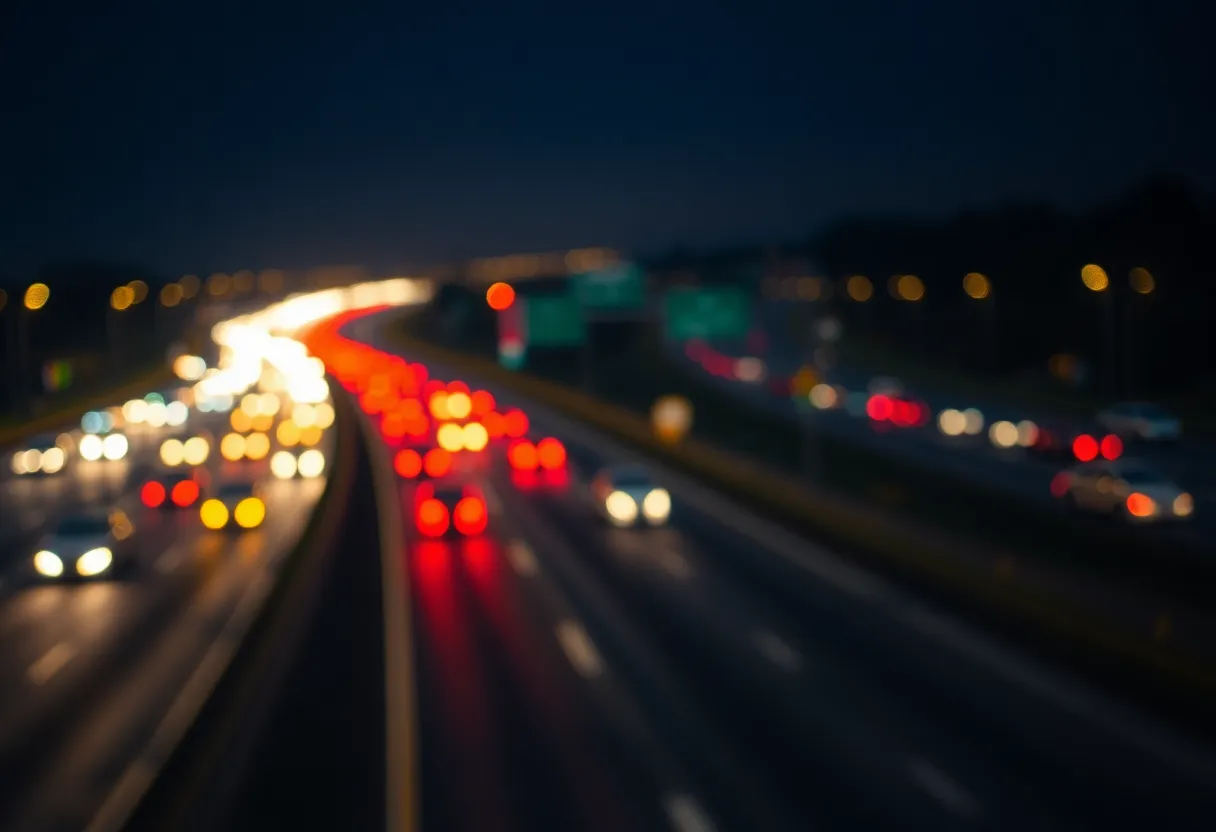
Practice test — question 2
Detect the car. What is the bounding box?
[590,465,671,527]
[141,470,206,509]
[32,509,136,580]
[1059,459,1193,522]
[10,432,70,476]
[413,480,488,537]
[199,479,266,531]
[1096,402,1181,442]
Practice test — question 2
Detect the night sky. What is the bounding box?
[3,0,1213,278]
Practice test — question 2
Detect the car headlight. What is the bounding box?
[605,490,638,525]
[642,488,671,522]
[34,550,64,578]
[1173,493,1193,517]
[234,497,266,529]
[77,547,113,577]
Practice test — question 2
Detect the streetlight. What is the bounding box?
[13,283,50,413]
[1081,264,1117,396]
[128,279,149,304]
[963,273,995,370]
[179,274,201,299]
[24,282,50,310]
[963,272,990,300]
[1125,268,1154,395]
[1129,267,1154,295]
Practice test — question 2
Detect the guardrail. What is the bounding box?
[383,323,1216,722]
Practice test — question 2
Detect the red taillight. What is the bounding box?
[1100,434,1123,460]
[483,412,506,439]
[447,380,470,395]
[395,449,422,478]
[172,479,200,507]
[453,496,487,536]
[423,448,452,478]
[1050,472,1071,497]
[508,439,538,470]
[470,390,495,416]
[142,481,166,508]
[536,437,567,470]
[417,498,450,537]
[503,409,529,438]
[866,394,893,421]
[382,412,407,439]
[1073,433,1099,462]
[890,400,919,427]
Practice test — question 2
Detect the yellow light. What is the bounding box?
[234,497,266,529]
[220,432,247,461]
[76,547,113,577]
[271,450,298,479]
[161,283,184,307]
[160,438,185,466]
[179,274,200,298]
[292,403,317,427]
[183,436,210,465]
[846,275,872,303]
[446,392,472,420]
[462,422,489,451]
[1081,264,1109,292]
[651,395,693,444]
[1129,267,1155,295]
[251,413,274,432]
[299,425,323,447]
[963,272,990,300]
[111,285,134,311]
[429,391,451,420]
[297,449,325,478]
[24,283,50,310]
[230,409,254,433]
[896,274,924,302]
[240,394,261,417]
[34,550,64,577]
[313,403,335,429]
[437,423,465,452]
[128,279,149,304]
[258,393,281,416]
[277,420,302,447]
[200,499,229,530]
[244,432,270,460]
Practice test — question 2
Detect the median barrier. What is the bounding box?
[385,325,1216,717]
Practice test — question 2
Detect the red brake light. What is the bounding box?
[423,448,452,478]
[470,390,495,416]
[447,380,470,394]
[536,437,567,470]
[172,479,200,507]
[483,412,506,439]
[142,481,166,508]
[382,412,407,439]
[453,496,487,536]
[417,498,450,537]
[503,409,529,438]
[395,449,422,478]
[509,439,538,471]
[1100,434,1123,460]
[1073,434,1099,462]
[866,395,893,421]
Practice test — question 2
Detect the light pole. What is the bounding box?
[16,283,51,416]
[1081,264,1116,397]
[109,285,135,359]
[963,272,994,371]
[1125,267,1155,397]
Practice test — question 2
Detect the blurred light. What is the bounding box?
[508,439,538,471]
[989,420,1019,449]
[24,283,50,310]
[142,481,167,508]
[292,403,316,427]
[606,491,638,525]
[258,393,281,416]
[417,499,450,537]
[938,409,966,437]
[395,449,423,478]
[165,401,189,427]
[896,274,925,301]
[1073,434,1099,462]
[102,433,129,460]
[145,402,167,427]
[1126,493,1155,518]
[734,357,766,383]
[183,436,210,465]
[642,489,671,523]
[252,413,274,432]
[446,392,472,420]
[277,420,302,446]
[79,434,104,461]
[313,402,335,429]
[76,547,113,576]
[537,437,567,470]
[470,390,495,416]
[40,447,66,474]
[128,279,149,304]
[299,425,323,447]
[809,383,837,410]
[220,433,247,461]
[34,550,64,578]
[963,272,991,300]
[866,394,893,421]
[454,496,488,536]
[124,399,148,424]
[1129,267,1155,295]
[1081,264,1109,292]
[271,450,298,479]
[1173,493,1193,517]
[174,355,207,381]
[172,480,200,507]
[651,396,692,444]
[298,449,325,478]
[437,423,464,452]
[161,283,184,307]
[423,448,451,478]
[230,409,254,433]
[1016,420,1039,448]
[234,497,266,529]
[1051,472,1071,498]
[462,422,489,452]
[160,438,185,466]
[244,432,270,460]
[240,394,261,417]
[486,282,516,311]
[111,286,135,311]
[428,391,451,421]
[962,408,985,436]
[201,499,229,530]
[846,275,873,302]
[503,409,529,438]
[1100,434,1123,460]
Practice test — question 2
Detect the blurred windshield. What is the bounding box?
[55,516,109,536]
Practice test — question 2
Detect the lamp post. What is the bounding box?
[963,272,994,371]
[1125,267,1154,397]
[16,283,51,416]
[1081,264,1117,397]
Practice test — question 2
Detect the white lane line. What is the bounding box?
[555,619,604,678]
[908,757,981,819]
[505,540,539,577]
[657,548,694,579]
[663,793,718,832]
[752,629,802,672]
[28,642,77,685]
[482,481,503,516]
[155,543,187,573]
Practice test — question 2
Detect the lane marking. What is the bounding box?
[505,540,539,577]
[155,543,187,573]
[657,548,694,579]
[752,629,801,672]
[663,794,718,832]
[482,481,503,516]
[28,642,77,685]
[556,619,604,678]
[908,757,980,819]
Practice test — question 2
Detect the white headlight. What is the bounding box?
[102,433,129,460]
[605,490,638,526]
[34,550,64,578]
[642,488,671,523]
[79,434,104,461]
[1173,493,1194,517]
[77,547,114,577]
[40,447,66,473]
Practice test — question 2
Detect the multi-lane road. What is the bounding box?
[344,307,1216,832]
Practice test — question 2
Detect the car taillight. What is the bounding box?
[395,449,422,478]
[423,448,452,478]
[508,439,538,470]
[453,496,487,536]
[142,481,166,508]
[172,479,200,507]
[536,437,566,470]
[417,498,450,537]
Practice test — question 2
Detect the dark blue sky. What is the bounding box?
[3,0,1212,278]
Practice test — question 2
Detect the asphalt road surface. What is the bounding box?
[344,308,1216,832]
[0,406,331,832]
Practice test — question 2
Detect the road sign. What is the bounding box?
[663,287,751,340]
[574,263,645,309]
[526,295,585,346]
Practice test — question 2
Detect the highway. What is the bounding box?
[661,299,1216,544]
[0,385,332,828]
[343,306,1216,831]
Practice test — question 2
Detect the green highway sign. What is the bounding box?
[526,295,586,346]
[663,287,752,340]
[574,263,645,309]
